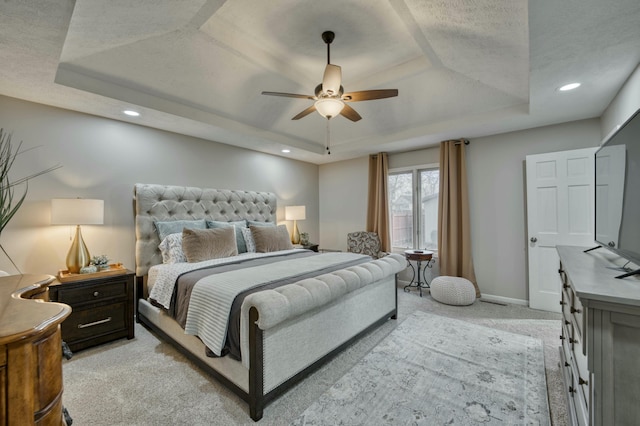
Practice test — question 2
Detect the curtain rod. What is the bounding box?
[454,139,470,145]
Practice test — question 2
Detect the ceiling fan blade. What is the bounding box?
[342,89,398,102]
[340,104,362,122]
[322,64,342,96]
[292,105,317,120]
[262,91,315,100]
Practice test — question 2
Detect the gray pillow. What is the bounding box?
[182,227,238,263]
[250,224,293,253]
[155,219,206,241]
[247,220,276,228]
[206,220,248,253]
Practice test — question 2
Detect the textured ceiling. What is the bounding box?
[1,0,639,164]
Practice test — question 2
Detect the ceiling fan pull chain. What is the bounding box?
[326,119,331,155]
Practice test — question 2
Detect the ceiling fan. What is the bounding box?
[261,31,398,122]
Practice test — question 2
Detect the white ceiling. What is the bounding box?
[1,0,639,164]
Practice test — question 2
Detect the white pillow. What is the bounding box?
[158,233,187,263]
[241,227,256,253]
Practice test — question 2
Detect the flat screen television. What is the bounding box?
[594,106,640,278]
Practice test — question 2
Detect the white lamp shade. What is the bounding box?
[51,199,104,225]
[285,205,306,221]
[314,97,344,118]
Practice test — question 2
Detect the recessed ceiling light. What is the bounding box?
[123,110,140,117]
[558,83,581,92]
[281,149,291,153]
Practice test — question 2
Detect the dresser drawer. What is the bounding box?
[571,292,584,338]
[61,302,126,342]
[33,327,63,418]
[56,280,127,306]
[572,372,589,426]
[562,287,572,321]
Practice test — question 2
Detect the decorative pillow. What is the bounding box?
[241,227,256,253]
[247,220,276,228]
[250,224,293,253]
[182,227,238,263]
[158,233,187,263]
[206,220,248,253]
[155,219,206,241]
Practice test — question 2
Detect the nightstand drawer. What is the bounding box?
[50,270,134,351]
[57,280,127,305]
[61,302,126,341]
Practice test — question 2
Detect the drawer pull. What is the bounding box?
[571,307,582,314]
[93,291,100,297]
[569,386,576,394]
[78,317,112,329]
[569,337,578,344]
[579,377,589,386]
[559,300,566,306]
[564,362,570,367]
[563,283,569,289]
[559,335,566,340]
[564,320,570,325]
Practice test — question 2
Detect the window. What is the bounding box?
[388,165,440,251]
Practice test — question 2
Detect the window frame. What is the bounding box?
[388,162,439,253]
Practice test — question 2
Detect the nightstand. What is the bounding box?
[49,270,135,352]
[302,243,319,252]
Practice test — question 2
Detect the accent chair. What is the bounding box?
[347,231,389,259]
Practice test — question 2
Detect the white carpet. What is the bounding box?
[292,310,550,425]
[61,289,564,425]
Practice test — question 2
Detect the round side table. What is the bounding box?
[403,249,435,297]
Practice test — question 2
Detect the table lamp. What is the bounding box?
[285,205,306,244]
[51,198,104,273]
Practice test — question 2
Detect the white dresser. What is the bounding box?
[557,245,640,426]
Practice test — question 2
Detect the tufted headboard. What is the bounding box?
[134,183,277,276]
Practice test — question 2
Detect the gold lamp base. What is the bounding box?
[291,220,300,244]
[66,225,91,274]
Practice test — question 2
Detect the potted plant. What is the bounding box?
[299,232,310,245]
[90,254,110,271]
[0,129,61,272]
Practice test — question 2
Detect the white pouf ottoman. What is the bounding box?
[430,276,476,306]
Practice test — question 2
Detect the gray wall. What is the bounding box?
[467,120,601,300]
[602,64,640,139]
[3,62,638,299]
[319,120,601,302]
[0,95,319,276]
[319,156,368,251]
[318,63,640,302]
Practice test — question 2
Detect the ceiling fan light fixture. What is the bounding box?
[315,97,344,119]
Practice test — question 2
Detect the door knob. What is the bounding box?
[530,237,537,243]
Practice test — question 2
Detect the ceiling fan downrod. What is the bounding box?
[322,31,335,64]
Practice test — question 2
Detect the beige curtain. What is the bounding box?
[437,140,480,296]
[366,153,390,251]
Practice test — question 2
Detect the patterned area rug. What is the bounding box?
[292,310,550,425]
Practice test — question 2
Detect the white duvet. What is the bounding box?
[147,249,307,309]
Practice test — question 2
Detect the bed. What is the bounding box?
[133,183,405,421]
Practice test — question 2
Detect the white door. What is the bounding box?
[595,144,626,249]
[526,147,597,312]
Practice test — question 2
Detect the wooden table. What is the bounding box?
[0,274,71,425]
[403,250,434,297]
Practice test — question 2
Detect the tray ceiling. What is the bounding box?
[1,0,639,163]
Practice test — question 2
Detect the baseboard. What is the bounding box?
[397,280,529,307]
[479,294,528,306]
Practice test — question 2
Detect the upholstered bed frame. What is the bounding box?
[134,183,402,421]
